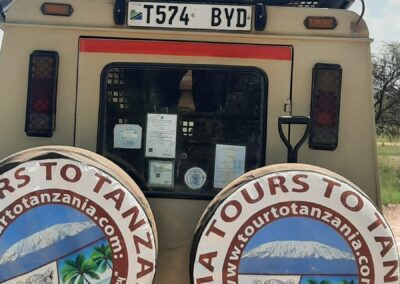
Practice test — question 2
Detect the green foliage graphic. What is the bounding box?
[307,280,331,284]
[90,244,113,272]
[61,254,100,284]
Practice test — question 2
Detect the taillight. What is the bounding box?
[309,63,342,150]
[25,50,59,137]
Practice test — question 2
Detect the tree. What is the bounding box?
[91,244,113,272]
[61,254,100,284]
[373,42,400,138]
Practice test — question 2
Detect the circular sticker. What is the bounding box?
[114,124,142,149]
[185,167,207,190]
[0,146,157,284]
[191,164,400,284]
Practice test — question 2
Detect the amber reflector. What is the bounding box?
[41,3,73,16]
[304,16,337,30]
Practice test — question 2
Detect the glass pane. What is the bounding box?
[98,65,267,198]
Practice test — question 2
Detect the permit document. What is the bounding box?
[214,144,246,188]
[145,113,177,158]
[148,160,175,187]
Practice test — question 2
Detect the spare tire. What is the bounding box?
[0,146,157,284]
[191,164,399,284]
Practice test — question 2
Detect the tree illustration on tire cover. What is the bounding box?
[91,244,113,272]
[61,254,100,284]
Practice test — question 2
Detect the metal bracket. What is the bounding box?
[254,3,267,31]
[0,2,5,22]
[114,0,126,25]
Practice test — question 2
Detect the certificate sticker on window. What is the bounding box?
[185,167,207,190]
[114,124,142,149]
[145,114,177,158]
[214,144,246,188]
[148,160,175,187]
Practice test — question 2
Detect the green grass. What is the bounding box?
[378,143,400,205]
[378,144,400,156]
[377,136,400,144]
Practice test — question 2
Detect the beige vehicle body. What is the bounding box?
[0,0,379,283]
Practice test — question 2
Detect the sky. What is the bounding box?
[350,0,400,52]
[0,1,400,51]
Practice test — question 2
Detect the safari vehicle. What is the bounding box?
[0,0,397,284]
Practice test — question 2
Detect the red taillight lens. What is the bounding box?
[309,63,342,150]
[25,51,59,137]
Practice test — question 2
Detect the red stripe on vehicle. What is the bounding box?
[79,39,292,61]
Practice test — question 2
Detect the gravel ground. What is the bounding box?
[383,204,400,251]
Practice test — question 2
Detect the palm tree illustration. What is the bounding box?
[341,281,355,284]
[307,280,331,284]
[91,244,113,272]
[61,254,100,284]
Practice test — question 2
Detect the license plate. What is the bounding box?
[128,2,253,31]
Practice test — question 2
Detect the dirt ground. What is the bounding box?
[383,204,400,251]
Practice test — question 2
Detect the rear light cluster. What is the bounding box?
[309,63,342,150]
[25,50,59,137]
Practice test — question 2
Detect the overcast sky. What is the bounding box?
[1,1,400,51]
[351,0,400,52]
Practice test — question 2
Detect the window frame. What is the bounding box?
[97,62,268,200]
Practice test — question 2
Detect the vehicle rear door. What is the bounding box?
[75,36,293,283]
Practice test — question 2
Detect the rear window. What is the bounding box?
[98,64,267,198]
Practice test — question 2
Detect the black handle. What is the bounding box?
[278,116,311,163]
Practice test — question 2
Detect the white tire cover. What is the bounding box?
[0,146,157,284]
[191,164,399,284]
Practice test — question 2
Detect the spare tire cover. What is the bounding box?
[0,146,157,284]
[191,164,399,284]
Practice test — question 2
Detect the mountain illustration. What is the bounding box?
[240,240,357,275]
[0,221,104,282]
[0,221,96,265]
[243,240,355,261]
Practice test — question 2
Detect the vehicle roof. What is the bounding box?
[1,0,354,10]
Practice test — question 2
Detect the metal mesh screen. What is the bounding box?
[287,1,319,7]
[99,65,266,198]
[264,0,354,8]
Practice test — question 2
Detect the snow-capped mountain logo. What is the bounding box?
[0,221,97,265]
[0,153,158,284]
[240,239,358,275]
[242,240,355,261]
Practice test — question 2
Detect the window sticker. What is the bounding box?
[114,124,142,149]
[145,114,177,158]
[214,144,246,188]
[148,160,175,188]
[184,167,207,190]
